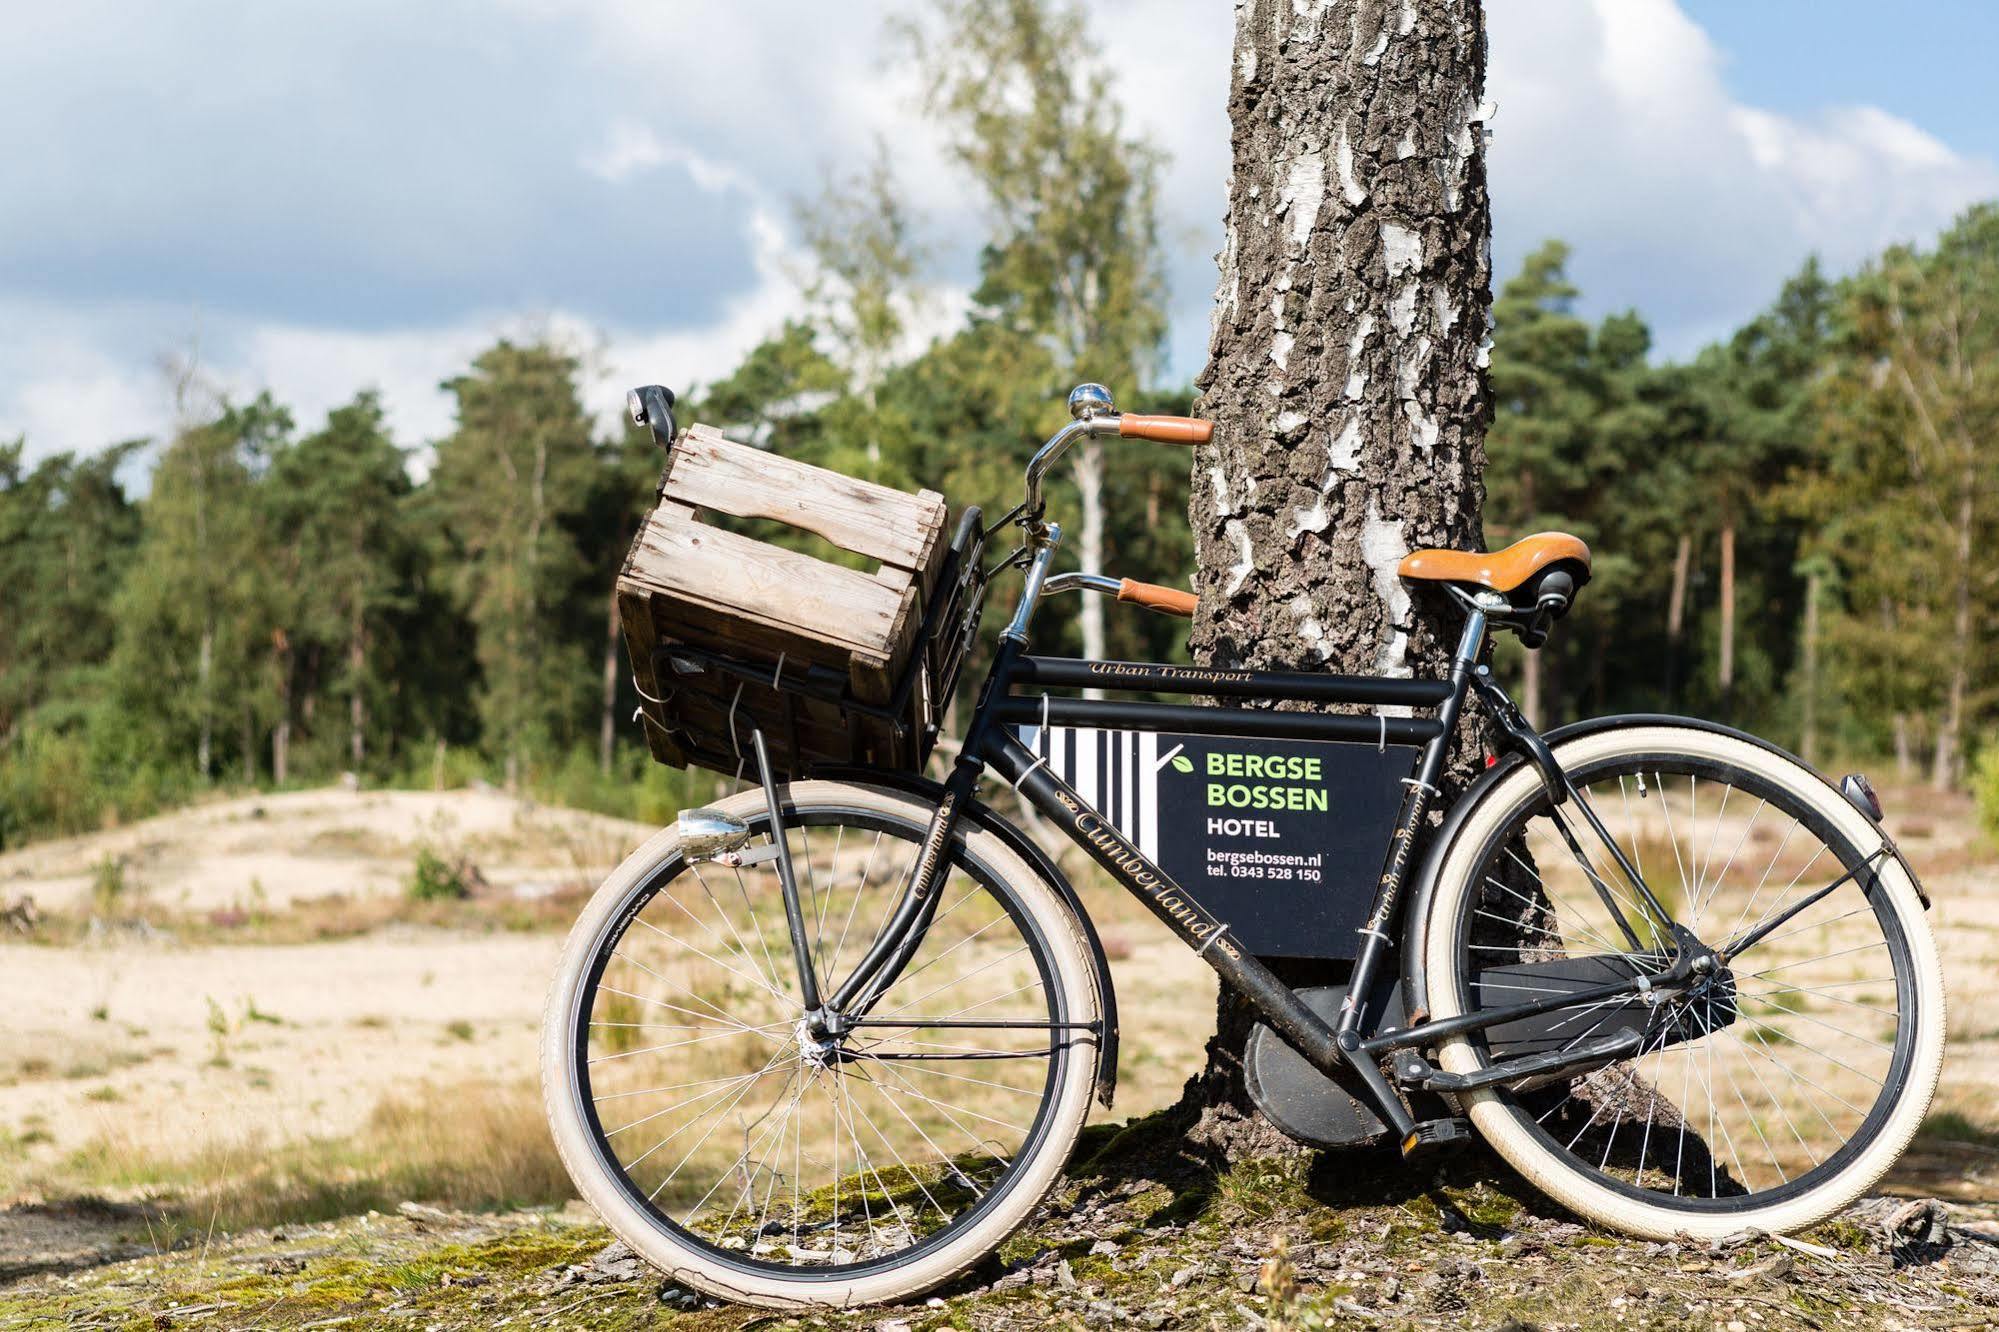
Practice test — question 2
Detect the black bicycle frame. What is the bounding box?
[821,603,1678,1147]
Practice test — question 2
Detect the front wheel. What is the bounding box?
[1422,723,1945,1240]
[542,781,1103,1308]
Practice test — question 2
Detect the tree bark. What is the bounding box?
[600,581,623,776]
[1074,441,1109,699]
[273,629,291,786]
[1665,531,1691,706]
[1718,522,1736,704]
[197,623,213,780]
[1183,0,1492,1152]
[1932,448,1976,791]
[1799,568,1820,766]
[349,631,367,770]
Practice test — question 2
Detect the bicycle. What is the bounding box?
[543,382,1945,1308]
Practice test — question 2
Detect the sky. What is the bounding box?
[3,0,1995,466]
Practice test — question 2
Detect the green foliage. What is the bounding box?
[1972,746,1999,842]
[4,1,1999,856]
[88,855,133,914]
[407,848,473,903]
[426,342,603,779]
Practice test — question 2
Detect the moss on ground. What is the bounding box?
[6,1110,1998,1330]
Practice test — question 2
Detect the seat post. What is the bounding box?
[1453,604,1489,668]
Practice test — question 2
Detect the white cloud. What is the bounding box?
[4,0,1997,471]
[1485,0,1999,350]
[581,120,669,185]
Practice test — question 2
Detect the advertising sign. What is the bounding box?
[1012,725,1417,959]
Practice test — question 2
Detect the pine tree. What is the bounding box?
[262,392,416,779]
[111,396,290,781]
[429,340,598,785]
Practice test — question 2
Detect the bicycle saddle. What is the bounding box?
[1395,531,1590,594]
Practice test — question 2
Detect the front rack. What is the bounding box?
[645,506,989,780]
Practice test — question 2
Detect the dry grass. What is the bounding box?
[23,1078,570,1240]
[17,881,595,947]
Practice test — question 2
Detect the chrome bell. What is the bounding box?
[678,807,753,861]
[1067,382,1115,420]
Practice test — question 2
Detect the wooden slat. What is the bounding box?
[622,509,909,661]
[665,426,947,573]
[616,425,953,777]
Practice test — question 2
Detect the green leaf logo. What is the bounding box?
[1170,754,1194,773]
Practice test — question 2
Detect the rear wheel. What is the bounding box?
[1423,724,1944,1239]
[542,782,1102,1308]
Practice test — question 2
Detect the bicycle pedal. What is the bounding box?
[1399,1118,1474,1158]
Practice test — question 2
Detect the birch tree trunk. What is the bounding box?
[1934,461,1974,790]
[1665,531,1691,706]
[600,582,623,777]
[1182,0,1493,1150]
[1799,567,1820,765]
[1718,521,1736,704]
[1074,441,1109,699]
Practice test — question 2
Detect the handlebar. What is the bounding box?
[1021,384,1213,539]
[1119,414,1212,445]
[999,384,1213,644]
[1116,578,1198,617]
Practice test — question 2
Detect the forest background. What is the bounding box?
[5,2,1998,850]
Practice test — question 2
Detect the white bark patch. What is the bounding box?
[1222,518,1255,598]
[1360,501,1414,678]
[1380,223,1423,278]
[1432,284,1459,336]
[1215,218,1241,325]
[1281,152,1325,248]
[1328,415,1363,472]
[1395,333,1433,401]
[1342,313,1375,400]
[1269,289,1292,370]
[1274,409,1309,437]
[1403,400,1440,452]
[1288,593,1331,660]
[1389,281,1419,337]
[1398,0,1417,34]
[1396,129,1417,160]
[1287,491,1330,539]
[1361,22,1389,65]
[1208,464,1234,518]
[1236,42,1256,85]
[1289,0,1336,45]
[1335,123,1367,206]
[1442,90,1479,212]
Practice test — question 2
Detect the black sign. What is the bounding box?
[1013,725,1417,959]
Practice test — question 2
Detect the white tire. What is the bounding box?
[1423,724,1945,1240]
[541,781,1102,1308]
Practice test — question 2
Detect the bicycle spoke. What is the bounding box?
[576,808,1063,1275]
[1453,752,1918,1210]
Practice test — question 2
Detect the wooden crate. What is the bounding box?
[617,424,950,777]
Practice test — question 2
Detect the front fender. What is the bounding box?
[1397,713,1859,1024]
[812,765,1121,1109]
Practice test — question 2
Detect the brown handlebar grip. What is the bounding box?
[1117,578,1198,618]
[1118,414,1213,445]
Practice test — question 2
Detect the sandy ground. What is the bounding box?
[0,786,653,912]
[1,776,1995,1216]
[0,932,558,1154]
[0,785,1215,1191]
